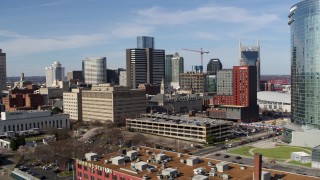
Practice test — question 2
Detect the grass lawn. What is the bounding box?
[228,146,252,157]
[25,135,47,142]
[252,146,310,160]
[288,160,311,167]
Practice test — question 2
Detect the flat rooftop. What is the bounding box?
[132,114,232,127]
[77,147,319,180]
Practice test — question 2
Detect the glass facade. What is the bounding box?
[82,57,107,85]
[137,36,154,49]
[289,0,320,128]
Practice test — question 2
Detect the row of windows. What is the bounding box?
[77,165,127,180]
[3,119,68,132]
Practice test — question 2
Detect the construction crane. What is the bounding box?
[182,48,209,67]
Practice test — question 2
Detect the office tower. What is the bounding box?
[63,88,85,121]
[207,58,222,75]
[289,0,320,128]
[106,68,125,85]
[126,48,165,88]
[0,49,6,94]
[165,54,173,85]
[171,52,184,83]
[119,71,127,86]
[82,57,107,85]
[82,84,146,124]
[165,53,184,85]
[137,36,154,48]
[45,61,65,87]
[67,71,83,82]
[239,40,260,91]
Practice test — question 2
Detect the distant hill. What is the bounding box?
[7,76,46,84]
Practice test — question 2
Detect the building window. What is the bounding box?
[91,176,95,180]
[4,126,6,132]
[77,164,82,169]
[120,177,125,180]
[112,175,117,180]
[66,119,68,127]
[8,125,11,131]
[78,172,82,177]
[104,172,110,178]
[97,170,102,175]
[84,166,88,171]
[84,174,88,179]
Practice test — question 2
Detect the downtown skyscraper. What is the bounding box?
[126,48,165,88]
[137,36,154,49]
[289,0,320,128]
[165,52,184,86]
[239,40,261,91]
[45,61,65,87]
[0,49,6,94]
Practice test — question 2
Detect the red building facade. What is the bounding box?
[76,159,141,180]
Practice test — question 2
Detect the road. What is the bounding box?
[193,137,320,179]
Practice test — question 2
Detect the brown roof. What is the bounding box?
[78,147,319,180]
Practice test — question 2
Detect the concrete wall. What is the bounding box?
[292,129,320,148]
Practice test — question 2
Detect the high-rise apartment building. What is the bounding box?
[165,53,184,85]
[207,59,222,75]
[45,61,65,88]
[137,36,154,49]
[210,66,258,122]
[239,41,260,91]
[0,49,6,94]
[289,0,320,128]
[82,57,107,85]
[126,48,165,88]
[82,84,146,124]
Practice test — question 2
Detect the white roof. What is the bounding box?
[292,152,310,157]
[112,156,125,160]
[257,91,290,104]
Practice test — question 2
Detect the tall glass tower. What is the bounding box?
[289,0,320,128]
[137,36,154,49]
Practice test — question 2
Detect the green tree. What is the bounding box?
[52,107,63,113]
[10,139,19,151]
[206,135,216,145]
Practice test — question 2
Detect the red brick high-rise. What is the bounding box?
[208,65,259,122]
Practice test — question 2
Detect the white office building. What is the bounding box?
[0,110,70,135]
[45,61,65,88]
[63,88,87,121]
[82,57,107,85]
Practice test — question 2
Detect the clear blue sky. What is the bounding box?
[0,0,296,76]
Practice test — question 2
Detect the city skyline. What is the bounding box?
[1,0,292,76]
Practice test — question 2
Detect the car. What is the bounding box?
[235,156,242,160]
[223,155,230,158]
[214,153,221,156]
[40,176,47,180]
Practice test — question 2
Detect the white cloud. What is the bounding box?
[0,33,107,56]
[135,4,279,29]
